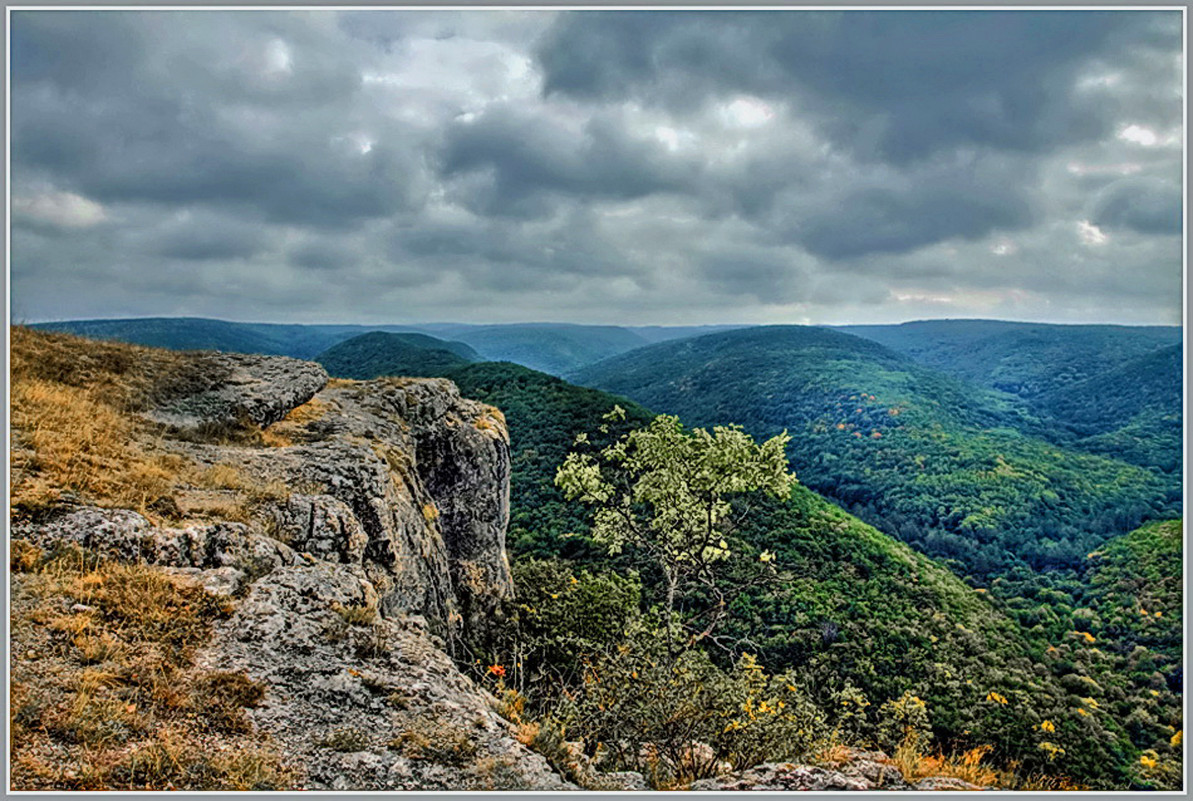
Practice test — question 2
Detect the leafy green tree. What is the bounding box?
[555,408,794,655]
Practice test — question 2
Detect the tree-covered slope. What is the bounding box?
[1076,519,1183,788]
[1083,520,1183,668]
[430,323,651,376]
[988,519,1184,789]
[1034,344,1182,475]
[838,319,1180,401]
[418,356,1145,787]
[315,331,478,380]
[571,325,1174,580]
[718,485,1145,787]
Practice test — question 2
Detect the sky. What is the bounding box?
[8,9,1185,327]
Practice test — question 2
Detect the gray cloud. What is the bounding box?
[140,212,272,262]
[439,104,700,218]
[7,9,1184,327]
[537,11,1178,163]
[791,155,1035,259]
[12,11,427,229]
[1089,177,1182,235]
[289,237,363,272]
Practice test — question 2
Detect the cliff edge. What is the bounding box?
[9,329,569,791]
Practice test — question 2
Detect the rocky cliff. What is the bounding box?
[158,368,517,644]
[11,340,569,791]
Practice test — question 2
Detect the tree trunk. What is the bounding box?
[664,566,678,660]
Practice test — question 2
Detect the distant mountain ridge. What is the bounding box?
[837,318,1180,399]
[837,319,1182,474]
[33,317,741,376]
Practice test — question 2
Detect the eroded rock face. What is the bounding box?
[198,562,573,791]
[161,373,515,644]
[11,505,303,593]
[147,352,328,429]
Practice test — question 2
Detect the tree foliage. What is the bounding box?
[555,409,793,651]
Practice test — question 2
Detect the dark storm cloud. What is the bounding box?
[537,11,1177,162]
[393,206,637,290]
[11,11,427,229]
[149,224,268,262]
[439,104,700,218]
[1089,178,1182,235]
[289,238,363,272]
[6,9,1184,326]
[791,156,1035,259]
[13,92,426,228]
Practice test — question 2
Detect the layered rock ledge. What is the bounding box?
[13,352,558,791]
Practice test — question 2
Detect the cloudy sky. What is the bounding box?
[9,9,1184,326]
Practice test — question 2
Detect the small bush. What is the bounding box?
[332,601,377,626]
[561,623,834,789]
[389,717,478,765]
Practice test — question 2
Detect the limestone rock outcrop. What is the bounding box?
[162,372,514,645]
[199,562,571,791]
[14,350,553,790]
[689,749,991,792]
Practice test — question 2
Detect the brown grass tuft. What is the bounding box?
[389,716,478,765]
[10,378,181,514]
[9,542,293,791]
[10,327,292,520]
[262,395,334,446]
[893,742,999,788]
[10,326,228,412]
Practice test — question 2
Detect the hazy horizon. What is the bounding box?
[22,312,1183,330]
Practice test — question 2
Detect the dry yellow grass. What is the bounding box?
[9,540,295,791]
[10,378,183,513]
[893,741,999,787]
[10,325,224,412]
[890,739,1087,791]
[9,329,311,790]
[8,327,209,515]
[260,395,333,447]
[10,327,294,521]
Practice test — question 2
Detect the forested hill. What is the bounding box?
[33,317,726,376]
[315,331,478,380]
[837,320,1183,477]
[837,319,1180,400]
[999,519,1185,788]
[1033,344,1182,474]
[571,325,1175,582]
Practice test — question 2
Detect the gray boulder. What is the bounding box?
[147,352,327,429]
[11,505,302,581]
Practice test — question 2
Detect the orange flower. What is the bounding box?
[487,664,506,678]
